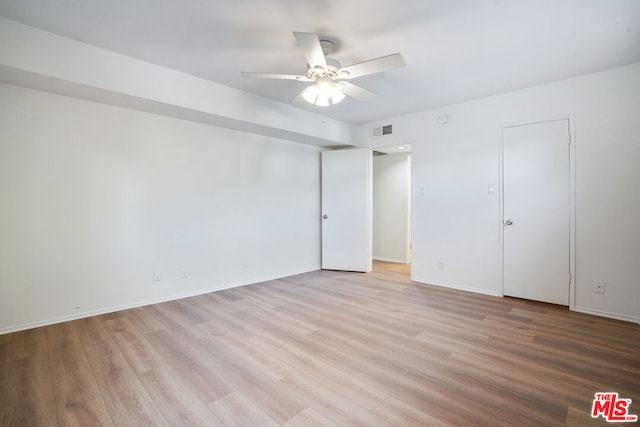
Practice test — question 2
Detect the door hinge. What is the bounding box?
[568,273,572,284]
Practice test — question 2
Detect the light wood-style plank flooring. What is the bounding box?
[1,261,639,426]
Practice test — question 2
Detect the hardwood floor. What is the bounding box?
[1,261,639,426]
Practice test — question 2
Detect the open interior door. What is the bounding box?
[321,149,372,272]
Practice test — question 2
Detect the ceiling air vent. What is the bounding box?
[372,124,392,137]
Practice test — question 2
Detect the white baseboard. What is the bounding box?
[410,278,638,325]
[411,276,501,297]
[0,267,320,335]
[373,256,409,264]
[573,306,640,325]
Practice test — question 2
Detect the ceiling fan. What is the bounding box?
[241,31,405,107]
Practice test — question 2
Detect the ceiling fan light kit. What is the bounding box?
[241,31,405,107]
[302,77,346,106]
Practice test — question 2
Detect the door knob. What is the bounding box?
[323,214,328,219]
[504,219,513,226]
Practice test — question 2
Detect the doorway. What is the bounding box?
[502,119,573,305]
[320,145,412,275]
[372,145,412,265]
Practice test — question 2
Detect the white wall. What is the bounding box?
[373,153,411,263]
[356,62,640,323]
[0,83,322,333]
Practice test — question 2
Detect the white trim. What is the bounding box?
[503,113,575,130]
[373,256,409,264]
[498,130,505,297]
[568,116,577,310]
[0,268,318,335]
[412,276,501,297]
[573,306,640,325]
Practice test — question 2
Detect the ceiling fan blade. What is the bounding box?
[293,31,328,70]
[241,72,313,81]
[338,53,405,79]
[338,81,377,101]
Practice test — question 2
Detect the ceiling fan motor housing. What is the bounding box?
[308,57,341,80]
[305,39,344,81]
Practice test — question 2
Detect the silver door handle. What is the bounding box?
[323,214,328,219]
[504,219,513,226]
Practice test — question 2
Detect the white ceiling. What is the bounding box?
[1,0,639,125]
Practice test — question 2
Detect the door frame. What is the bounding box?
[371,144,413,265]
[499,116,576,309]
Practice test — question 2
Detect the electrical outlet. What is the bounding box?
[594,281,605,294]
[439,260,445,270]
[241,260,247,269]
[153,272,161,282]
[180,269,188,279]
